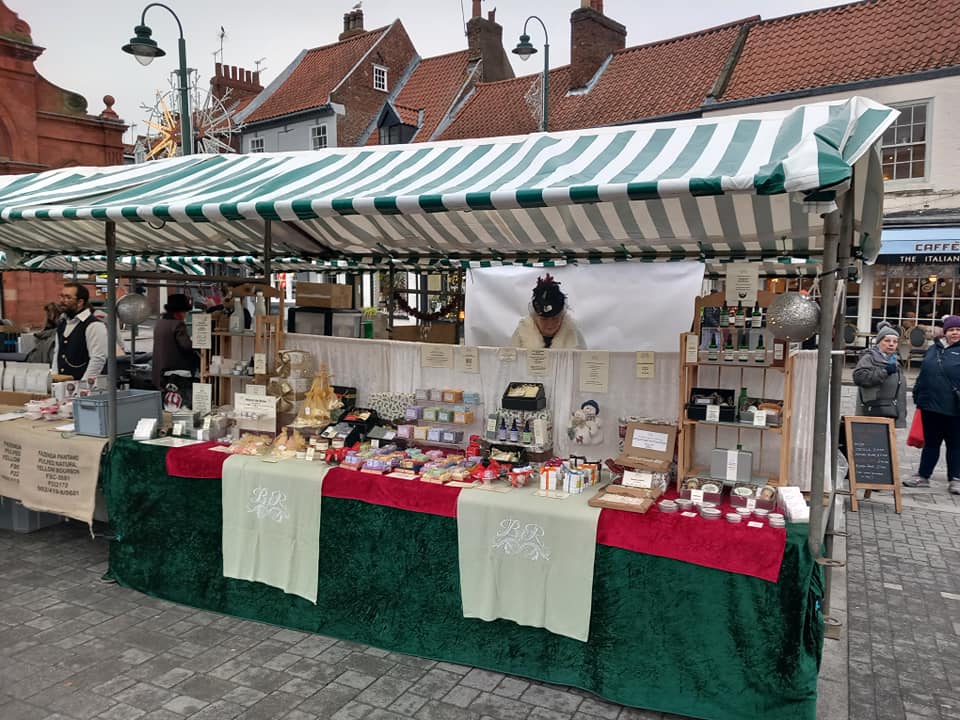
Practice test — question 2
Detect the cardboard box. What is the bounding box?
[391,322,458,344]
[686,388,737,422]
[615,421,677,473]
[295,282,353,309]
[502,382,546,411]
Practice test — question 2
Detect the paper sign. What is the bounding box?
[133,418,157,441]
[681,511,698,518]
[636,351,655,364]
[684,334,699,364]
[528,349,549,376]
[636,363,655,379]
[705,405,721,423]
[253,353,267,375]
[245,384,267,396]
[746,497,757,511]
[191,313,212,349]
[421,344,454,369]
[726,262,759,306]
[497,347,517,363]
[579,351,609,393]
[234,392,278,434]
[689,489,704,504]
[747,521,764,528]
[458,346,480,374]
[202,416,212,430]
[630,428,669,453]
[752,409,768,427]
[172,421,185,437]
[305,447,316,462]
[192,383,212,415]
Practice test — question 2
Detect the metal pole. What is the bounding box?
[542,42,549,132]
[809,209,841,557]
[263,220,272,280]
[177,36,192,155]
[130,257,137,364]
[106,222,119,444]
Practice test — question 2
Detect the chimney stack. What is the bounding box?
[569,2,625,90]
[211,62,264,102]
[339,8,365,41]
[466,7,514,82]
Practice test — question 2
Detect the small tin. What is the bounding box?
[700,506,722,520]
[675,498,694,512]
[658,499,678,513]
[725,512,742,523]
[753,508,770,520]
[735,506,752,518]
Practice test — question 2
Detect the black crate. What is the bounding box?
[685,387,737,422]
[501,382,546,411]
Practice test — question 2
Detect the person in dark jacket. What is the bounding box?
[906,314,960,492]
[853,322,906,428]
[152,294,197,404]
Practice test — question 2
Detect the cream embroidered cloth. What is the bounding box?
[0,418,107,529]
[222,456,328,603]
[456,484,602,642]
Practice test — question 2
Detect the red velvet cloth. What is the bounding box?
[163,445,785,581]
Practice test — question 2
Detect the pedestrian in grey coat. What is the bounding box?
[853,322,906,428]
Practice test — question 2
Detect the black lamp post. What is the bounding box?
[122,3,192,155]
[512,16,550,132]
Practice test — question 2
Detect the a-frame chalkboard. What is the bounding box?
[845,416,901,514]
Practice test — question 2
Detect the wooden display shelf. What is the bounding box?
[681,418,782,434]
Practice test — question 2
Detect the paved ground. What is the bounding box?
[0,366,945,720]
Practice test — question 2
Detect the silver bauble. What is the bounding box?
[116,293,151,325]
[767,292,820,341]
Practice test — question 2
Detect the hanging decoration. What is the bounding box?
[767,291,821,341]
[392,292,463,323]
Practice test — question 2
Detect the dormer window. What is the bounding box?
[373,64,388,92]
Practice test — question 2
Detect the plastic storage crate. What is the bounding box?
[73,389,162,437]
[0,497,64,533]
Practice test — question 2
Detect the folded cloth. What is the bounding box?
[222,456,328,603]
[457,484,602,642]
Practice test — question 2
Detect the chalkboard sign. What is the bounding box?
[845,416,901,513]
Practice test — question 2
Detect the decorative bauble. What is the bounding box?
[767,292,820,341]
[116,293,151,325]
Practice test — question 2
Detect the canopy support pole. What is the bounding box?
[106,221,118,444]
[113,270,272,285]
[263,220,272,279]
[809,210,840,557]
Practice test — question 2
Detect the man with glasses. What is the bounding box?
[51,283,107,381]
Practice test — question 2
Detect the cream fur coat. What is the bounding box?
[510,315,585,349]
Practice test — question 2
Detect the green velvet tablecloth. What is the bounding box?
[103,438,822,720]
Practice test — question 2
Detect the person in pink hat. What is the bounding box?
[906,314,960,493]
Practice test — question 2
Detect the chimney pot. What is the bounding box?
[215,62,223,78]
[569,3,625,90]
[591,0,603,10]
[488,8,495,22]
[472,0,481,18]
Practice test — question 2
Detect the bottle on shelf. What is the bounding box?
[734,302,745,328]
[723,332,735,362]
[738,387,750,417]
[751,302,763,328]
[727,307,736,326]
[229,297,244,333]
[707,333,719,362]
[719,306,729,326]
[737,331,750,363]
[254,290,267,317]
[753,333,766,363]
[522,419,532,444]
[509,418,519,442]
[497,416,507,441]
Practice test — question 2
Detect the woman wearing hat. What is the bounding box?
[907,314,960,492]
[152,293,198,405]
[510,274,585,349]
[853,321,906,427]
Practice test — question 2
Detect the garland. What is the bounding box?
[392,291,462,322]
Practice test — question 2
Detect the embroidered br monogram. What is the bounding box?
[491,518,551,560]
[246,487,290,523]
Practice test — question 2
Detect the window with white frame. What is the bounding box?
[881,101,929,182]
[311,125,328,150]
[373,64,388,92]
[250,137,264,153]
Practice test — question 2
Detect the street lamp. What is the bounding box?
[512,16,549,132]
[122,3,192,155]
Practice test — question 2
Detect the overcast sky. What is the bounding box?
[21,0,849,144]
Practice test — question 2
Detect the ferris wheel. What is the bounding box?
[142,71,241,159]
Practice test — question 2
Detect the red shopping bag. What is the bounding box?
[907,409,924,448]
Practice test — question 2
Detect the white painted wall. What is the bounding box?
[703,75,960,214]
[242,116,338,153]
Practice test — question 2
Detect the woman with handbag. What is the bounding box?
[906,315,960,491]
[854,322,907,426]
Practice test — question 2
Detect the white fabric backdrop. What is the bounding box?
[284,334,820,487]
[464,264,705,352]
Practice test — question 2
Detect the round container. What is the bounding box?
[725,512,742,523]
[769,518,786,529]
[701,501,718,509]
[675,498,694,511]
[753,508,770,519]
[700,481,722,495]
[700,506,722,520]
[768,513,784,524]
[735,507,752,517]
[658,500,678,513]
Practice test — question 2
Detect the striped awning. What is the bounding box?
[0,96,896,267]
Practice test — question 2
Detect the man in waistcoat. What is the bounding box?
[51,283,107,381]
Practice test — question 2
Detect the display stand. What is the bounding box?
[677,291,795,489]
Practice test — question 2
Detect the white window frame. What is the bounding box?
[373,64,388,92]
[881,99,931,184]
[249,136,264,153]
[310,125,328,150]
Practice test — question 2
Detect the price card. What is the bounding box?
[253,353,267,375]
[458,346,480,374]
[191,313,212,349]
[172,421,185,437]
[681,511,698,518]
[705,405,721,422]
[747,521,764,528]
[689,489,704,504]
[202,416,212,430]
[752,410,767,427]
[745,497,757,511]
[527,349,549,377]
[192,383,212,415]
[305,447,316,462]
[636,363,655,379]
[245,384,267,396]
[133,418,157,441]
[684,334,699,364]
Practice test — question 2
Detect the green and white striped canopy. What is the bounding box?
[0,96,896,267]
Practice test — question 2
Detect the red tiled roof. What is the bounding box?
[396,50,472,141]
[393,102,421,127]
[720,0,960,102]
[244,27,389,123]
[439,20,750,140]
